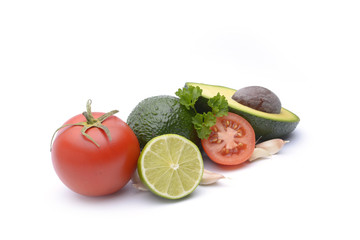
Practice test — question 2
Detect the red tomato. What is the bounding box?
[202,112,255,166]
[51,109,140,196]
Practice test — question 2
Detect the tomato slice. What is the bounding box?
[202,112,255,165]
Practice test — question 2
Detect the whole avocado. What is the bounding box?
[127,95,200,149]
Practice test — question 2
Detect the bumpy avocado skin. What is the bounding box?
[127,95,200,149]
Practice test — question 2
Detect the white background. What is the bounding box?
[1,1,359,239]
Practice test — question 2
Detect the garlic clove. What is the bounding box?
[249,147,271,161]
[255,138,289,155]
[132,183,148,191]
[131,170,148,191]
[200,169,226,185]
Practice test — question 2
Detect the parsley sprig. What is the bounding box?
[175,86,228,139]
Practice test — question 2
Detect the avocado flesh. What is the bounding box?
[186,82,300,140]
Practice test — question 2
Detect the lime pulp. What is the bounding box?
[137,134,204,199]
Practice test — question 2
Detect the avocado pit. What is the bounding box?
[231,86,282,114]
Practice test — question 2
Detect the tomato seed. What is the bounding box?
[234,132,242,138]
[209,137,219,143]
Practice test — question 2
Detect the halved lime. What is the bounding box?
[137,134,204,199]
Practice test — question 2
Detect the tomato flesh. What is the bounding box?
[202,112,255,165]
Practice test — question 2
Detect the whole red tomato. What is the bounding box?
[51,100,140,196]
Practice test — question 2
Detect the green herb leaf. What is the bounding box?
[208,93,228,117]
[176,85,228,140]
[192,113,216,139]
[192,113,204,130]
[175,86,202,111]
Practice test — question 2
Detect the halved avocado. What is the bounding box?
[185,82,300,141]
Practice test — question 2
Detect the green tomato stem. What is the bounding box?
[50,100,119,151]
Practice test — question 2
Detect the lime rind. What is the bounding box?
[138,134,204,200]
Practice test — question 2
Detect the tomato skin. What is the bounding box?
[51,112,140,196]
[202,112,255,166]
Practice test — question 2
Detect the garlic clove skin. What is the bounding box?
[200,169,226,185]
[249,147,271,161]
[132,183,148,191]
[131,170,148,191]
[255,138,289,155]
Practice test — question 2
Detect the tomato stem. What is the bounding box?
[50,100,119,151]
[83,99,97,124]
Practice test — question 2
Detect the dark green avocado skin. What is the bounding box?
[127,95,200,149]
[195,94,299,141]
[227,106,299,140]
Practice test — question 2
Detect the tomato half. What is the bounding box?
[51,111,140,196]
[202,112,255,166]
